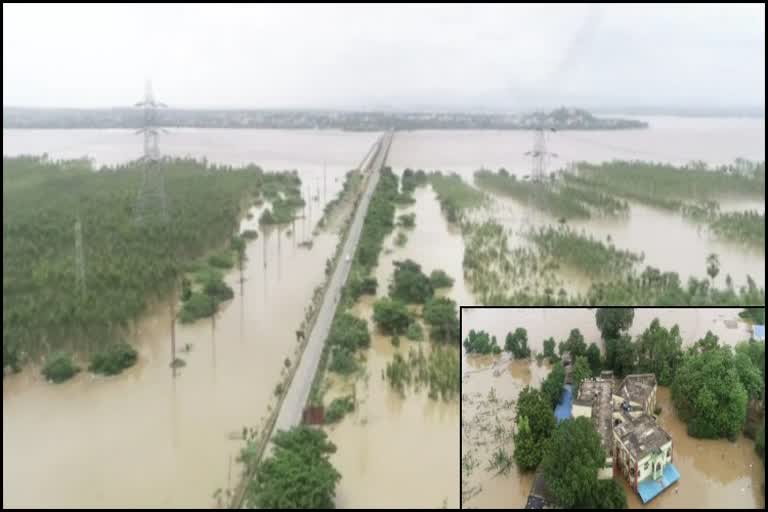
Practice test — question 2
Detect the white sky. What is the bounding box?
[3,3,765,110]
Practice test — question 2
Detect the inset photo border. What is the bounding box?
[460,306,765,509]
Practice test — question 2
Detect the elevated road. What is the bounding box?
[266,130,394,452]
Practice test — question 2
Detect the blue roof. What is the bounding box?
[637,463,680,504]
[753,324,765,341]
[554,384,573,424]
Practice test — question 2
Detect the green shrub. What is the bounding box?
[329,347,358,375]
[389,259,434,304]
[406,322,424,341]
[208,251,235,269]
[429,269,454,289]
[42,352,80,383]
[328,313,370,351]
[397,213,416,228]
[88,341,138,376]
[325,396,355,424]
[204,278,235,302]
[373,297,412,335]
[241,229,259,240]
[179,292,217,323]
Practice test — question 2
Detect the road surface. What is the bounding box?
[265,130,394,454]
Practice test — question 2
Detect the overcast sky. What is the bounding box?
[3,3,765,111]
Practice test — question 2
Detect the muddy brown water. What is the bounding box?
[2,196,342,507]
[323,186,462,508]
[461,308,764,509]
[623,386,764,509]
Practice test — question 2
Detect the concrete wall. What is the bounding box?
[636,440,672,482]
[573,403,592,419]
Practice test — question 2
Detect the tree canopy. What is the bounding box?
[543,337,557,363]
[388,259,434,304]
[571,355,591,397]
[505,328,531,359]
[586,343,601,377]
[595,308,634,339]
[248,426,341,509]
[513,386,555,472]
[540,417,606,508]
[672,341,748,440]
[541,361,565,409]
[636,318,683,385]
[372,297,411,335]
[564,328,587,357]
[463,329,500,355]
[422,297,459,343]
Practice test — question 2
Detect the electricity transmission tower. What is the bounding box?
[74,216,86,295]
[525,127,558,182]
[135,79,169,225]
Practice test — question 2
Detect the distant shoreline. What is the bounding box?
[2,106,649,131]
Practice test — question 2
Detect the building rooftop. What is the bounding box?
[614,414,671,460]
[576,378,614,456]
[619,374,657,406]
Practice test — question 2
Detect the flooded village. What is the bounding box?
[462,308,765,509]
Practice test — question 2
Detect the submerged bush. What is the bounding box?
[406,321,425,341]
[328,347,358,375]
[42,352,80,383]
[179,292,217,323]
[88,341,138,376]
[325,396,355,424]
[429,269,454,289]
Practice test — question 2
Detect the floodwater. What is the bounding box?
[461,307,755,358]
[461,354,550,508]
[323,186,463,508]
[461,308,764,509]
[2,173,356,506]
[388,116,765,176]
[623,387,764,509]
[387,117,766,290]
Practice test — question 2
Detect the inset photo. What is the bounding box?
[461,307,765,509]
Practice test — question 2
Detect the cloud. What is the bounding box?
[2,3,764,109]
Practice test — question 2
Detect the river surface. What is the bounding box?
[461,307,764,509]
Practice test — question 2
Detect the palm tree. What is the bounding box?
[706,253,720,286]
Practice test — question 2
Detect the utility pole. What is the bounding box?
[74,216,86,296]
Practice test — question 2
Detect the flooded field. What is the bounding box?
[461,308,764,509]
[2,186,344,506]
[323,186,463,508]
[461,354,551,508]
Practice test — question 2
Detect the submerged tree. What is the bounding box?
[636,318,683,385]
[672,344,748,440]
